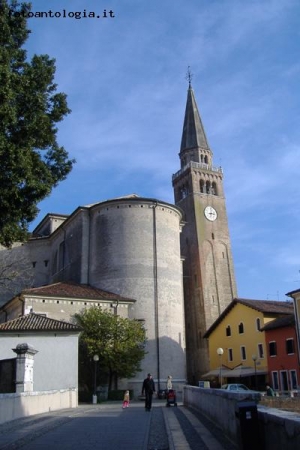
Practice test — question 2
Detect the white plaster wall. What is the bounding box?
[0,333,79,392]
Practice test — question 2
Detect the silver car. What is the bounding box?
[221,383,259,393]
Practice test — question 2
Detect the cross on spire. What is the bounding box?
[186,66,193,88]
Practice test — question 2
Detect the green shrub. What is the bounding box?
[108,389,134,401]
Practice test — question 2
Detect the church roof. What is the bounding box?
[180,86,210,152]
[203,298,294,338]
[21,282,136,303]
[84,193,140,208]
[0,313,82,332]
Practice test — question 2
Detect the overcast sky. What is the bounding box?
[23,0,300,301]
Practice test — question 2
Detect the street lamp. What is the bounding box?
[252,354,258,390]
[217,347,224,387]
[93,354,99,404]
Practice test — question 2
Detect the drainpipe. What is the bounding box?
[19,296,25,315]
[151,202,160,391]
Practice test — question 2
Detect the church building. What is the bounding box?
[0,81,237,389]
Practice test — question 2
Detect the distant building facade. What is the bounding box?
[286,289,300,366]
[203,298,294,389]
[261,315,300,392]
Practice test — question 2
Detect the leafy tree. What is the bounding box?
[75,307,147,391]
[0,0,75,247]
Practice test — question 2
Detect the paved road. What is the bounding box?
[0,403,151,450]
[0,401,236,450]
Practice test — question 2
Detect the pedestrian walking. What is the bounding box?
[122,390,130,408]
[142,373,155,411]
[266,384,275,397]
[166,375,172,391]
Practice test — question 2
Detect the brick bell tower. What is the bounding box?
[172,76,237,383]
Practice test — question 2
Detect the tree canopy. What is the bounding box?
[75,307,147,391]
[0,0,75,247]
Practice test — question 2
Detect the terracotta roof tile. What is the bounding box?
[237,298,294,314]
[22,282,135,302]
[0,313,82,332]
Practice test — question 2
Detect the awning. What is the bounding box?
[202,366,230,378]
[202,365,268,379]
[225,366,268,378]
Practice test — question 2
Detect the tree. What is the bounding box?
[0,244,33,304]
[75,307,147,391]
[0,0,75,247]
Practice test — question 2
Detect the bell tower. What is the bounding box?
[172,79,237,383]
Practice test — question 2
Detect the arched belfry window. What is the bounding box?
[238,322,244,334]
[200,180,205,193]
[212,182,218,196]
[181,185,188,199]
[204,155,208,164]
[205,181,210,194]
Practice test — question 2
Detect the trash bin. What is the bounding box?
[235,401,261,450]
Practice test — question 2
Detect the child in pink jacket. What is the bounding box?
[122,390,130,408]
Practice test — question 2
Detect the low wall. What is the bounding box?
[183,386,300,449]
[0,388,78,425]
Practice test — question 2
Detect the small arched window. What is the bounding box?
[256,318,261,331]
[226,325,231,337]
[238,322,244,334]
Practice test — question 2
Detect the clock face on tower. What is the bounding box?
[204,206,217,221]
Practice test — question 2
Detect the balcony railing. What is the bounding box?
[172,161,223,180]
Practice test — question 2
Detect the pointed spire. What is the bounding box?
[180,79,210,152]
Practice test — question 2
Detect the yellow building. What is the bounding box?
[203,298,294,388]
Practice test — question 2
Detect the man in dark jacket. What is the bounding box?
[142,373,156,411]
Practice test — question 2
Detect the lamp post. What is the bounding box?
[252,354,258,390]
[217,347,224,387]
[93,354,99,404]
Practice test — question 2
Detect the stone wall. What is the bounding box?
[183,386,300,449]
[0,389,77,425]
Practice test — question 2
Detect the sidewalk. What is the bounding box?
[0,399,236,450]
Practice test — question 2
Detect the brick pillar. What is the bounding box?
[13,343,38,393]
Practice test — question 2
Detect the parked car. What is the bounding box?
[221,383,260,394]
